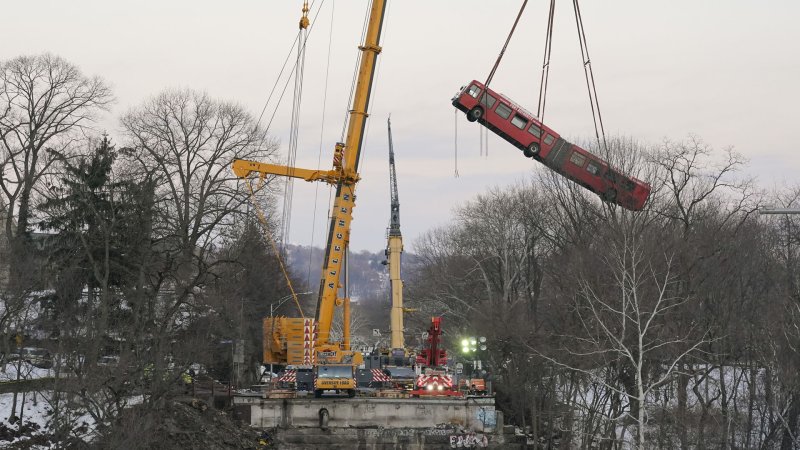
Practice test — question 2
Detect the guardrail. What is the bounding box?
[0,377,56,394]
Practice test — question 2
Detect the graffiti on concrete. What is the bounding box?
[358,427,452,437]
[449,433,489,448]
[476,408,496,428]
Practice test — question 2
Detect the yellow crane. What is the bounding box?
[232,0,388,395]
[385,117,405,355]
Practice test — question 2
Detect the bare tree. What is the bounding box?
[404,132,800,447]
[635,136,759,448]
[409,181,559,436]
[539,231,709,449]
[0,53,113,289]
[758,185,800,449]
[118,88,278,405]
[652,135,760,238]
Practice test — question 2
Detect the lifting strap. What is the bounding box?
[454,109,459,177]
[572,0,608,152]
[537,0,556,121]
[246,179,305,318]
[281,2,311,251]
[483,0,529,89]
[256,0,327,134]
[308,0,336,287]
[479,0,527,159]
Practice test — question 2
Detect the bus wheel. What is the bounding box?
[604,188,617,202]
[523,143,540,158]
[347,389,356,398]
[467,107,483,122]
[314,389,322,398]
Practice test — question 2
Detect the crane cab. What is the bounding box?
[313,364,356,398]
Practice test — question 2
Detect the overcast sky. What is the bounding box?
[3,1,799,254]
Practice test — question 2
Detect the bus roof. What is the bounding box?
[471,79,539,120]
[497,92,539,121]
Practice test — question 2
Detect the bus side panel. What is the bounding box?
[504,117,539,152]
[631,184,651,210]
[480,107,529,153]
[512,116,560,157]
[548,141,609,197]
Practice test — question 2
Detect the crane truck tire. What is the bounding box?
[467,107,483,122]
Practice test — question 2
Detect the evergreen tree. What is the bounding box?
[39,136,149,343]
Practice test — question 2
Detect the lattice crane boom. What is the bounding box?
[385,117,405,351]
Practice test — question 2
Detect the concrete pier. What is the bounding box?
[234,396,498,432]
[233,395,521,449]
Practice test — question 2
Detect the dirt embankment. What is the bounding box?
[92,398,264,450]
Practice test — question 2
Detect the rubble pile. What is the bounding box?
[93,399,262,450]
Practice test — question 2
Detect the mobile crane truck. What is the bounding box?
[232,0,388,397]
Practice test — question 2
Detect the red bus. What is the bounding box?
[452,80,650,211]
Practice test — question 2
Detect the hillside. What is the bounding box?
[285,244,421,303]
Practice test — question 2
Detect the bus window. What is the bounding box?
[528,123,542,137]
[605,169,619,183]
[586,161,601,176]
[620,178,635,191]
[480,93,496,109]
[511,114,527,129]
[543,134,555,146]
[495,103,512,119]
[467,85,481,98]
[569,151,587,168]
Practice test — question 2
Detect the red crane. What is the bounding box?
[416,317,447,367]
[412,317,460,397]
